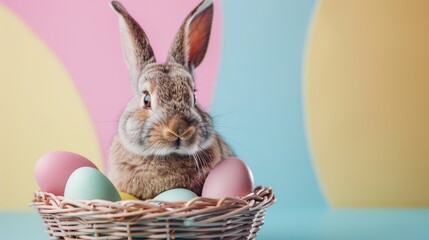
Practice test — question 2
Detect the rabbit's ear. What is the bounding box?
[111,1,155,92]
[168,0,213,72]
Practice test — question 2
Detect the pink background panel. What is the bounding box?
[1,0,222,169]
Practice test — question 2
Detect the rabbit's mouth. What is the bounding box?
[142,127,214,157]
[119,124,212,157]
[153,138,205,156]
[174,138,182,149]
[168,138,193,154]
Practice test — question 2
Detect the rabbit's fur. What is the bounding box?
[108,0,233,199]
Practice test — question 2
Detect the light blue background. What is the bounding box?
[2,210,429,239]
[2,0,429,239]
[212,0,325,209]
[210,0,429,239]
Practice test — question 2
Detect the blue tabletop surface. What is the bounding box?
[2,208,429,240]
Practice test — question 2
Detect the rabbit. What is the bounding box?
[108,0,234,200]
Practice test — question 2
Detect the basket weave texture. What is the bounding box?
[31,186,275,239]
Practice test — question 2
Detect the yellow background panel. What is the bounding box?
[0,5,102,209]
[306,0,429,207]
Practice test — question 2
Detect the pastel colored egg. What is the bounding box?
[119,192,139,200]
[202,157,254,199]
[64,167,121,201]
[153,188,198,202]
[34,151,98,196]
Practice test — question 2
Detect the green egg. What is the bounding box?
[153,188,197,202]
[64,167,121,201]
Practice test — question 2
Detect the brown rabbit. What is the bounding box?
[108,0,233,199]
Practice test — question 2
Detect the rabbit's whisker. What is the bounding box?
[210,109,240,119]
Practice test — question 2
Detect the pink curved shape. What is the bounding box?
[1,0,222,169]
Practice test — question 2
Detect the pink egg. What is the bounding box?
[202,157,254,199]
[34,151,98,196]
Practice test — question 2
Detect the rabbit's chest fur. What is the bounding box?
[108,135,223,199]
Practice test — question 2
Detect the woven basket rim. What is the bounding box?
[31,186,275,223]
[31,186,275,239]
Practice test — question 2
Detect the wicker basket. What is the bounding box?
[31,186,275,239]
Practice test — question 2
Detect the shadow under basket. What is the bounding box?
[31,186,275,239]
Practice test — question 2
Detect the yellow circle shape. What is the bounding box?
[0,4,102,209]
[306,0,429,207]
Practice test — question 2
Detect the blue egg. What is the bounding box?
[64,167,121,201]
[153,188,197,202]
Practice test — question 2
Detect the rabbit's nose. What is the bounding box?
[163,116,196,142]
[179,126,196,140]
[162,126,196,141]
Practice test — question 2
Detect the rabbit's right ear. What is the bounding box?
[111,1,155,93]
[167,0,214,72]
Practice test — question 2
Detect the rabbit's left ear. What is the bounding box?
[168,0,214,72]
[111,1,156,93]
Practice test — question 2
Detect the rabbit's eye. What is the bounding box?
[142,93,151,109]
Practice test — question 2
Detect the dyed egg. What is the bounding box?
[34,151,98,196]
[153,188,197,202]
[202,157,254,198]
[64,167,121,201]
[119,192,139,200]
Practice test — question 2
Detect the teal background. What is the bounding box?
[212,0,325,209]
[2,210,429,239]
[2,0,429,239]
[210,0,429,239]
